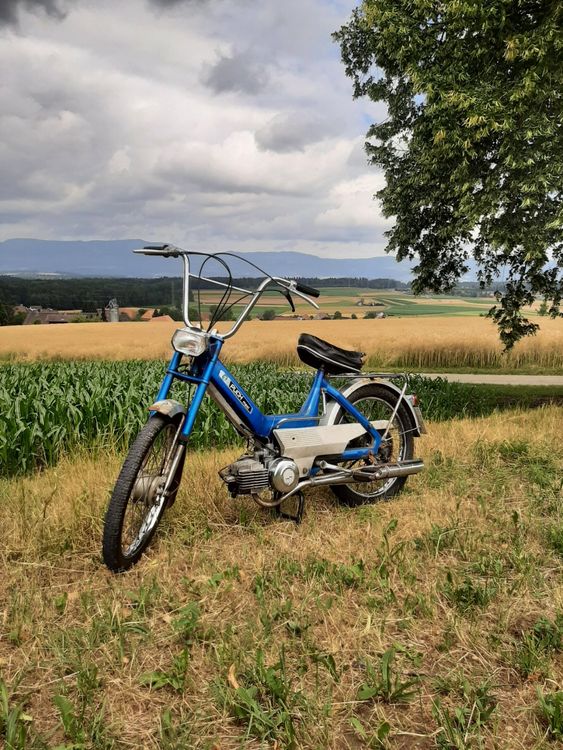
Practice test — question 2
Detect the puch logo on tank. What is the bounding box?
[219,370,252,413]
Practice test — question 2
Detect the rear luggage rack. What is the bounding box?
[328,372,404,380]
[287,370,404,380]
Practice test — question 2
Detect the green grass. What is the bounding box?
[364,293,507,317]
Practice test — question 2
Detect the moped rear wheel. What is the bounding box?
[102,414,185,572]
[331,383,414,506]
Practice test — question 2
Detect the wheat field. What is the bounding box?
[2,316,562,370]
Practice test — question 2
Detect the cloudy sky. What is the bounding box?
[0,0,390,258]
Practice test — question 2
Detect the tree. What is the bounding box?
[334,1,562,347]
[209,305,236,322]
[0,302,24,326]
[0,302,13,326]
[333,310,343,319]
[260,309,276,321]
[155,305,184,321]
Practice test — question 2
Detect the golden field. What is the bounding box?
[1,407,562,747]
[1,316,563,370]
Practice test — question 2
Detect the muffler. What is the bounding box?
[277,458,425,503]
[352,459,424,481]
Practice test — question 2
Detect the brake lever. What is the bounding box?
[282,289,295,312]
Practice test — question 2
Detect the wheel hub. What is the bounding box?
[131,474,164,504]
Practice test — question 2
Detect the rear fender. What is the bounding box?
[322,379,426,436]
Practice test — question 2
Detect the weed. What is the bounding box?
[0,679,33,750]
[433,681,496,749]
[349,715,391,749]
[217,648,305,748]
[415,524,458,556]
[536,690,563,741]
[158,708,198,748]
[356,646,420,704]
[511,615,562,677]
[53,693,115,750]
[140,648,190,692]
[441,572,496,614]
[206,565,240,588]
[125,577,161,615]
[546,524,563,557]
[172,601,201,641]
[308,649,340,682]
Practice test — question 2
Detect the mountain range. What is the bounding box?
[0,238,416,281]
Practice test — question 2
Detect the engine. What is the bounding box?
[219,451,300,497]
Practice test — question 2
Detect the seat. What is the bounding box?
[297,333,365,375]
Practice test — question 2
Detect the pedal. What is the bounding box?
[276,492,305,524]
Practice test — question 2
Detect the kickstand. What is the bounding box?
[276,492,305,525]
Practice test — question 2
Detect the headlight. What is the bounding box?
[172,327,209,356]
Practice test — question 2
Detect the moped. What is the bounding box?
[102,245,426,572]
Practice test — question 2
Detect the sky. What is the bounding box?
[0,0,391,258]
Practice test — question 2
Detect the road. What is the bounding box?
[422,373,563,387]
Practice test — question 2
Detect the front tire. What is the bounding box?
[330,383,415,506]
[103,414,185,572]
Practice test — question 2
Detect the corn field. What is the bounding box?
[1,361,502,477]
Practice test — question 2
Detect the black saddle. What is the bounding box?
[297,333,365,375]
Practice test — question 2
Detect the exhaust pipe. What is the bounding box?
[352,459,424,481]
[277,459,424,503]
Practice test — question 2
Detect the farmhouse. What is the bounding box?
[23,309,69,324]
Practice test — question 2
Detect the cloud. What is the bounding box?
[0,0,67,25]
[316,174,390,231]
[255,111,338,153]
[0,0,391,258]
[147,0,207,5]
[201,49,269,95]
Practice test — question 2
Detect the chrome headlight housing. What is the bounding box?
[172,327,209,357]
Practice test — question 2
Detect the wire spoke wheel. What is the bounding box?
[332,383,414,505]
[103,414,185,572]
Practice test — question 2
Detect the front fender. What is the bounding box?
[321,379,426,436]
[149,399,186,419]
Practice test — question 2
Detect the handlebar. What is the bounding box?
[134,244,320,337]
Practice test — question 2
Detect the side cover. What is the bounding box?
[273,420,388,476]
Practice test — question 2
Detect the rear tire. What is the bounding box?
[102,414,185,572]
[330,383,415,506]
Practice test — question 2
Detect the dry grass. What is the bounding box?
[1,406,562,747]
[2,316,563,370]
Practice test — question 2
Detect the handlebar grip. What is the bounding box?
[134,244,180,257]
[295,282,320,298]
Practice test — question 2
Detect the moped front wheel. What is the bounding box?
[102,414,185,572]
[331,383,415,506]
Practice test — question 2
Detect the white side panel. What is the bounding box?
[274,420,387,462]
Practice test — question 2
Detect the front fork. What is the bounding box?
[160,441,186,503]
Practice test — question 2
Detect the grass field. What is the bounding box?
[195,288,540,319]
[1,406,561,748]
[1,317,563,372]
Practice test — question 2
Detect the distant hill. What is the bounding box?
[0,238,415,281]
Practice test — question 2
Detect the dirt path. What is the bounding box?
[422,373,563,386]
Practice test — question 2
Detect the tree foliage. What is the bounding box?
[0,302,24,326]
[335,0,562,347]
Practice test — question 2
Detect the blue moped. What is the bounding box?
[102,245,426,572]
